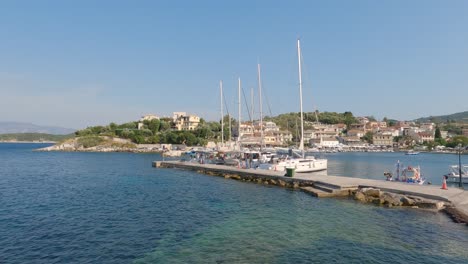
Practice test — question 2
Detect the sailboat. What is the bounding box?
[259,39,328,173]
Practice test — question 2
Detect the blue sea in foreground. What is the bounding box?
[1,143,467,263]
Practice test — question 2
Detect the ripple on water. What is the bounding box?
[0,144,467,264]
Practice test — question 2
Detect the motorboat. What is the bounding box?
[443,165,468,184]
[384,160,425,185]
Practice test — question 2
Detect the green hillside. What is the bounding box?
[0,133,74,142]
[414,111,468,123]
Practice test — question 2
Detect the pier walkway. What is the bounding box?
[154,161,468,222]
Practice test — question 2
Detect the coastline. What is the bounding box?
[28,140,467,156]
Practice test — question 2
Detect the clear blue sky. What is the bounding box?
[1,0,467,129]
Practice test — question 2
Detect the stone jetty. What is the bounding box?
[153,161,468,224]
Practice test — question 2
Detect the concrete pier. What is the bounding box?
[153,160,468,224]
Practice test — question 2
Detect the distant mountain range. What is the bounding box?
[0,122,76,135]
[413,111,468,123]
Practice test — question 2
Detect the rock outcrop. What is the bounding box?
[353,187,447,210]
[36,136,169,153]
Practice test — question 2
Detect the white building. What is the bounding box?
[140,114,159,122]
[172,112,201,131]
[420,122,435,131]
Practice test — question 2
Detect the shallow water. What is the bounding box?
[1,144,467,263]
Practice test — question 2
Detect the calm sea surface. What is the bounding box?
[320,150,467,185]
[1,143,467,264]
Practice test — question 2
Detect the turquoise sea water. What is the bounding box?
[1,143,467,263]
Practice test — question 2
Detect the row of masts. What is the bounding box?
[219,39,306,154]
[219,63,265,151]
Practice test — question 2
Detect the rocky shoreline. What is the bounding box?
[353,187,445,209]
[35,137,184,156]
[39,143,161,153]
[352,187,468,224]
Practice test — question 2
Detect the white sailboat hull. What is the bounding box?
[446,175,468,183]
[259,158,327,173]
[444,165,468,183]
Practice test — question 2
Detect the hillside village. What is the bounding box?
[29,110,467,153]
[127,112,467,151]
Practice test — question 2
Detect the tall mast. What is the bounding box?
[297,39,304,155]
[250,87,254,123]
[314,107,319,123]
[228,113,231,143]
[257,63,264,151]
[238,77,241,145]
[295,118,299,147]
[220,80,224,146]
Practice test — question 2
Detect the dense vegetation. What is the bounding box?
[264,111,357,134]
[74,118,227,146]
[77,136,106,148]
[74,112,359,146]
[0,133,74,142]
[414,111,468,123]
[69,110,467,148]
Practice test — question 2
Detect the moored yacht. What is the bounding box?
[259,39,328,173]
[444,164,468,183]
[259,155,327,172]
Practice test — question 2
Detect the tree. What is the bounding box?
[435,137,446,146]
[195,126,213,139]
[150,135,160,144]
[75,128,93,137]
[178,131,198,146]
[90,126,106,134]
[442,124,462,135]
[109,122,117,132]
[434,127,442,139]
[208,121,221,133]
[362,132,374,144]
[145,119,160,133]
[131,134,145,144]
[343,111,357,130]
[120,129,135,139]
[118,122,138,129]
[446,136,468,148]
[139,129,153,137]
[159,120,171,131]
[318,112,341,124]
[165,131,179,144]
